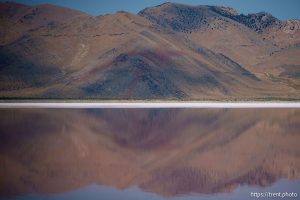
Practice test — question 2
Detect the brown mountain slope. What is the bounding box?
[139,3,300,83]
[1,108,300,196]
[0,2,299,100]
[0,2,87,45]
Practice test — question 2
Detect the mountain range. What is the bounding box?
[0,2,300,100]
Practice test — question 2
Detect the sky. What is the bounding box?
[1,0,300,20]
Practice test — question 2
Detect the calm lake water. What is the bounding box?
[0,108,299,199]
[3,180,300,200]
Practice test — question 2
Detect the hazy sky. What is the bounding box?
[1,0,300,20]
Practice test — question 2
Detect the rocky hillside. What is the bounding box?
[0,2,299,100]
[0,2,86,45]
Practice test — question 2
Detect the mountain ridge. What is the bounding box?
[0,2,299,100]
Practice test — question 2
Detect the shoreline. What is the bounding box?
[1,102,300,108]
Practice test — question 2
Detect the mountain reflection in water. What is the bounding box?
[0,108,299,199]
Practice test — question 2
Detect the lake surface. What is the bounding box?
[3,180,300,200]
[0,108,299,199]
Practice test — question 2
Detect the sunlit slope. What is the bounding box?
[0,2,299,100]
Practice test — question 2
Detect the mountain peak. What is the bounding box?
[139,3,283,34]
[234,12,279,32]
[152,2,186,8]
[208,6,239,17]
[138,3,219,33]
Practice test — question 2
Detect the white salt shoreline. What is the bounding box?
[1,102,300,108]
